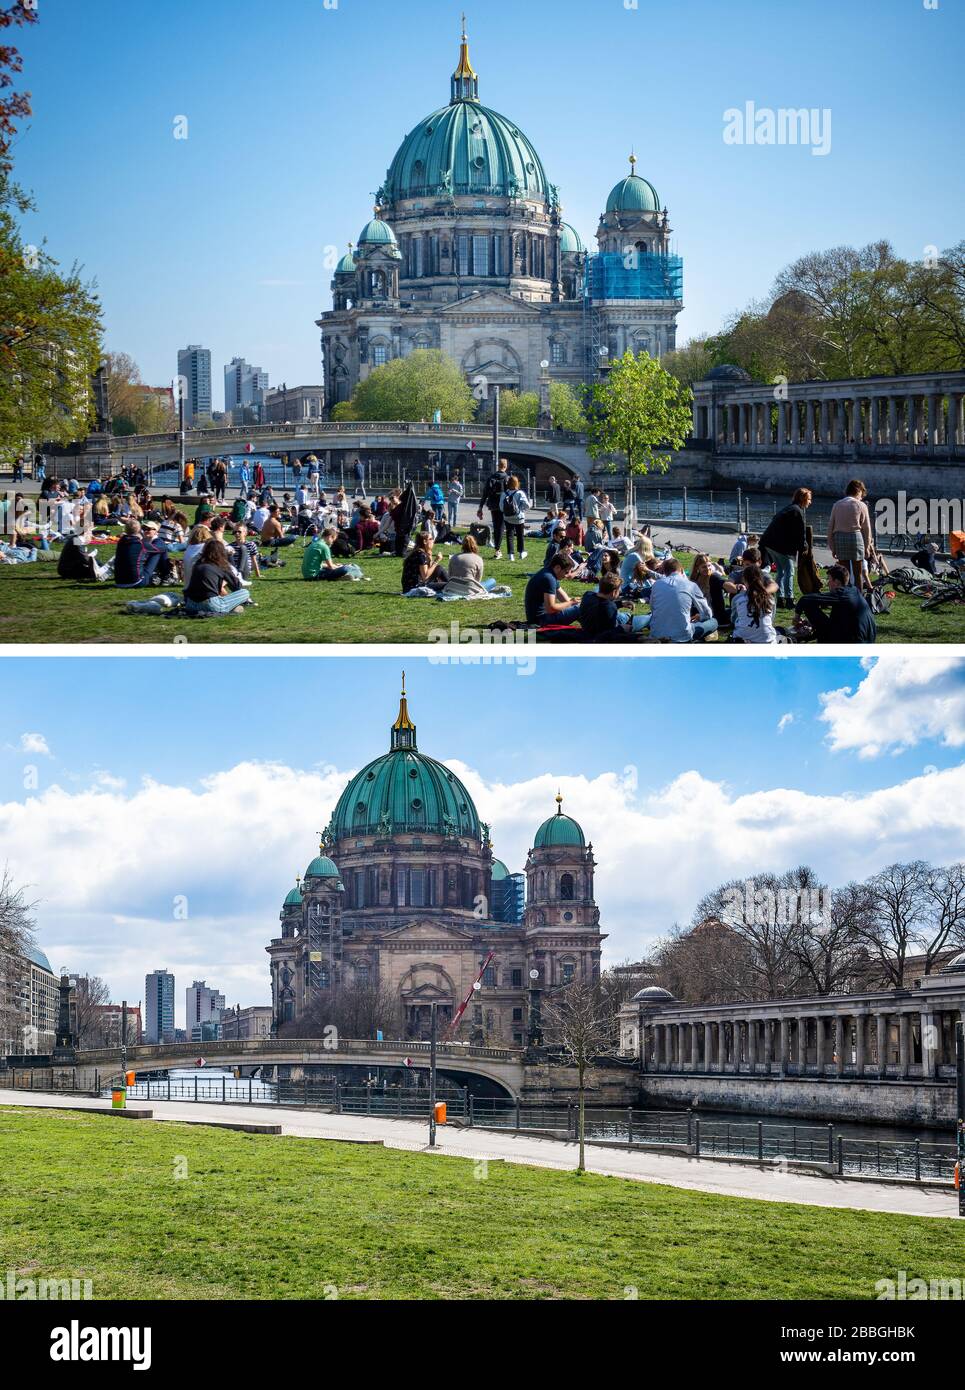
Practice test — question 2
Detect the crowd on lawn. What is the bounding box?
[2,456,885,640]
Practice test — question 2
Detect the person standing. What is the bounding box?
[446,471,464,530]
[546,474,562,508]
[238,458,251,500]
[352,457,366,498]
[478,456,510,557]
[827,479,873,591]
[759,487,812,608]
[501,474,531,562]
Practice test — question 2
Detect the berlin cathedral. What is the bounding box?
[267,682,605,1043]
[317,23,684,411]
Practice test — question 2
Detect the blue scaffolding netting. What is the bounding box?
[584,252,683,302]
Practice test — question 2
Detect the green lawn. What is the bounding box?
[2,541,963,643]
[1,1107,963,1299]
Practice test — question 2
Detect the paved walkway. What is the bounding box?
[2,1090,957,1220]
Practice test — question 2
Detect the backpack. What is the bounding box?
[501,489,523,520]
[868,585,893,615]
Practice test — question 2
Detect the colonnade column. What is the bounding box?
[835,1016,846,1075]
[899,1013,911,1078]
[855,1013,866,1075]
[877,1012,889,1076]
[704,1021,714,1073]
[815,1016,826,1072]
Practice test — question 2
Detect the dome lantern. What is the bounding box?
[391,670,416,751]
[451,14,479,104]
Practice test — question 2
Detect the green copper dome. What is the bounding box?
[560,223,584,254]
[283,884,303,907]
[491,858,509,881]
[533,796,585,850]
[606,171,660,215]
[329,684,481,841]
[305,855,342,880]
[383,33,549,204]
[335,249,356,274]
[357,216,397,247]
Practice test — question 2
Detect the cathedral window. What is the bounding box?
[483,966,496,987]
[560,873,575,901]
[551,340,565,366]
[457,235,470,277]
[409,868,428,907]
[412,238,424,277]
[561,960,575,985]
[512,1008,522,1022]
[472,235,489,276]
[492,236,503,276]
[355,962,370,984]
[511,969,522,988]
[372,344,389,366]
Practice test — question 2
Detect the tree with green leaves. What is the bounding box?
[549,381,586,432]
[497,389,539,427]
[585,349,693,476]
[336,349,476,423]
[0,174,103,455]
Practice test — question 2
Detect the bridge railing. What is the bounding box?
[104,421,588,450]
[77,1037,523,1066]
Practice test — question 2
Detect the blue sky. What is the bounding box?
[12,0,963,402]
[3,653,965,1022]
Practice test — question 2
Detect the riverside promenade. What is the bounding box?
[2,1089,957,1220]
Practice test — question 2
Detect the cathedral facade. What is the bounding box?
[317,26,683,412]
[266,684,605,1044]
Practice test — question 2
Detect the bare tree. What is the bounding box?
[0,867,35,1053]
[786,880,869,997]
[853,861,930,988]
[920,862,965,975]
[71,975,112,1047]
[542,980,617,1173]
[282,974,403,1042]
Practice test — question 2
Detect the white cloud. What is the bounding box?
[4,754,964,1017]
[820,655,965,757]
[18,733,51,757]
[777,713,794,733]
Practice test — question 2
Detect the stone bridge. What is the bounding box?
[74,420,600,482]
[30,1037,527,1100]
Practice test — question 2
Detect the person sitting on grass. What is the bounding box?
[114,519,176,589]
[302,526,352,581]
[439,534,500,599]
[544,525,567,570]
[230,523,261,582]
[194,496,216,527]
[182,524,212,587]
[57,530,113,582]
[794,563,877,644]
[578,571,635,642]
[260,504,297,556]
[183,538,252,616]
[640,558,718,643]
[726,563,783,644]
[353,504,380,551]
[524,554,581,626]
[401,531,449,593]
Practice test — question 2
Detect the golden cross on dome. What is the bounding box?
[629,150,637,172]
[555,789,564,812]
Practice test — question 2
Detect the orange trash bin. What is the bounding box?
[434,1101,447,1125]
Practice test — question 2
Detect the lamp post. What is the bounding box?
[428,1002,438,1148]
[528,968,543,1050]
[957,1021,965,1218]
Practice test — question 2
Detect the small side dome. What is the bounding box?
[533,793,585,850]
[940,950,965,975]
[491,858,509,882]
[283,884,303,907]
[357,216,398,247]
[704,363,752,384]
[560,222,584,255]
[335,249,356,275]
[606,172,660,215]
[632,986,676,1003]
[305,855,341,881]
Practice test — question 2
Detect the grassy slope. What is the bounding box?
[1,1108,963,1300]
[1,544,962,644]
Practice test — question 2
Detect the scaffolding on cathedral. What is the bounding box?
[583,251,684,303]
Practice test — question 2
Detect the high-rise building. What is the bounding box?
[176,345,212,423]
[144,969,175,1044]
[186,980,226,1042]
[224,357,269,422]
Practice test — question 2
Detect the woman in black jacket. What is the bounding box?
[759,487,812,609]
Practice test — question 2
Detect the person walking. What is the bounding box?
[827,479,873,591]
[478,456,510,557]
[500,474,531,562]
[446,471,464,530]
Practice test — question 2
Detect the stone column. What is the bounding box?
[815,1016,826,1072]
[834,1016,846,1075]
[763,1018,773,1071]
[921,1011,937,1079]
[870,396,880,446]
[704,1021,713,1073]
[797,1017,807,1072]
[779,1017,790,1074]
[888,397,898,448]
[876,1012,888,1076]
[748,1018,758,1072]
[855,1014,866,1075]
[819,400,829,446]
[899,1013,911,1078]
[777,402,786,449]
[927,395,940,452]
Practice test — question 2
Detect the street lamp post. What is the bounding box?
[428,1002,438,1148]
[957,1021,965,1218]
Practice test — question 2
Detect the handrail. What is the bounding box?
[97,421,589,449]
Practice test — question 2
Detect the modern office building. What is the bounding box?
[186,980,226,1042]
[22,947,59,1054]
[144,969,176,1044]
[224,357,269,422]
[176,345,213,423]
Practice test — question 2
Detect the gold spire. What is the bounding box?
[629,151,638,173]
[454,14,477,79]
[393,671,415,732]
[555,789,564,814]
